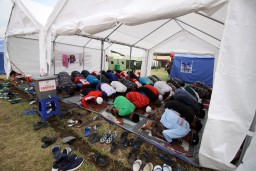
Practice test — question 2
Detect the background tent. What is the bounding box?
[170,54,214,86]
[0,39,5,74]
[4,0,53,77]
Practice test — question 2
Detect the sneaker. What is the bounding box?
[62,157,84,171]
[52,154,77,171]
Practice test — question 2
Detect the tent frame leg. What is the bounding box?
[237,111,256,165]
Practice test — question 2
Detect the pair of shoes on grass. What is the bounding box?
[51,145,84,171]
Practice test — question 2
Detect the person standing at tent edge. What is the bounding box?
[167,53,175,75]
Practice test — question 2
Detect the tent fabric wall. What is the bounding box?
[170,54,214,86]
[4,0,52,77]
[199,0,256,170]
[0,39,5,74]
[7,37,40,75]
[53,43,101,74]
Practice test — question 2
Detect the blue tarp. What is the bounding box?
[170,54,214,86]
[0,39,5,74]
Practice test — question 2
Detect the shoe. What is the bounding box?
[52,154,77,171]
[93,153,108,167]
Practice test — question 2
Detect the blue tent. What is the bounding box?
[0,39,5,74]
[170,54,214,86]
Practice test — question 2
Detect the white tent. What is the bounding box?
[4,0,256,170]
[4,0,53,77]
[44,0,227,76]
[43,0,256,170]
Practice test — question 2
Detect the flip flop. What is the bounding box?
[105,131,117,144]
[23,109,37,115]
[41,137,57,148]
[93,123,102,131]
[67,119,78,127]
[128,150,137,164]
[133,159,142,171]
[162,163,172,171]
[154,165,162,171]
[119,131,129,148]
[61,136,76,144]
[75,118,87,128]
[143,162,154,171]
[84,127,91,137]
[93,153,108,167]
[34,121,49,130]
[110,140,118,153]
[100,131,111,143]
[90,116,101,121]
[90,134,102,144]
[51,145,61,159]
[158,153,174,167]
[62,146,73,155]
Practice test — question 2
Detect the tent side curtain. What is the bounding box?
[199,0,256,170]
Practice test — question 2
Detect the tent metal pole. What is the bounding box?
[185,30,220,48]
[148,30,183,51]
[83,38,92,48]
[144,50,149,76]
[195,12,225,25]
[104,24,123,40]
[237,112,256,165]
[133,19,172,46]
[79,34,146,50]
[128,46,132,80]
[104,43,113,51]
[174,19,185,30]
[100,39,104,81]
[53,36,58,75]
[175,19,221,42]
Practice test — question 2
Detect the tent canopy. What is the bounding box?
[6,1,256,171]
[44,0,226,76]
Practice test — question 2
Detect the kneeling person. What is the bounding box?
[110,96,139,123]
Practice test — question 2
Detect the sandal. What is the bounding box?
[34,121,49,130]
[41,137,57,148]
[162,163,172,171]
[67,119,78,127]
[61,136,76,144]
[158,153,174,167]
[110,140,118,153]
[84,127,91,137]
[153,165,162,171]
[105,131,117,144]
[133,159,142,171]
[10,98,21,104]
[143,162,154,171]
[119,131,129,148]
[23,109,37,115]
[128,149,138,164]
[75,118,87,128]
[93,123,102,131]
[100,131,111,143]
[93,153,108,167]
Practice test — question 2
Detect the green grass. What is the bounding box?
[150,67,169,81]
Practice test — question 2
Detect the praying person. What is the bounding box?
[81,90,103,108]
[126,91,151,110]
[154,81,174,100]
[110,81,127,93]
[141,108,190,143]
[107,96,139,123]
[96,83,116,98]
